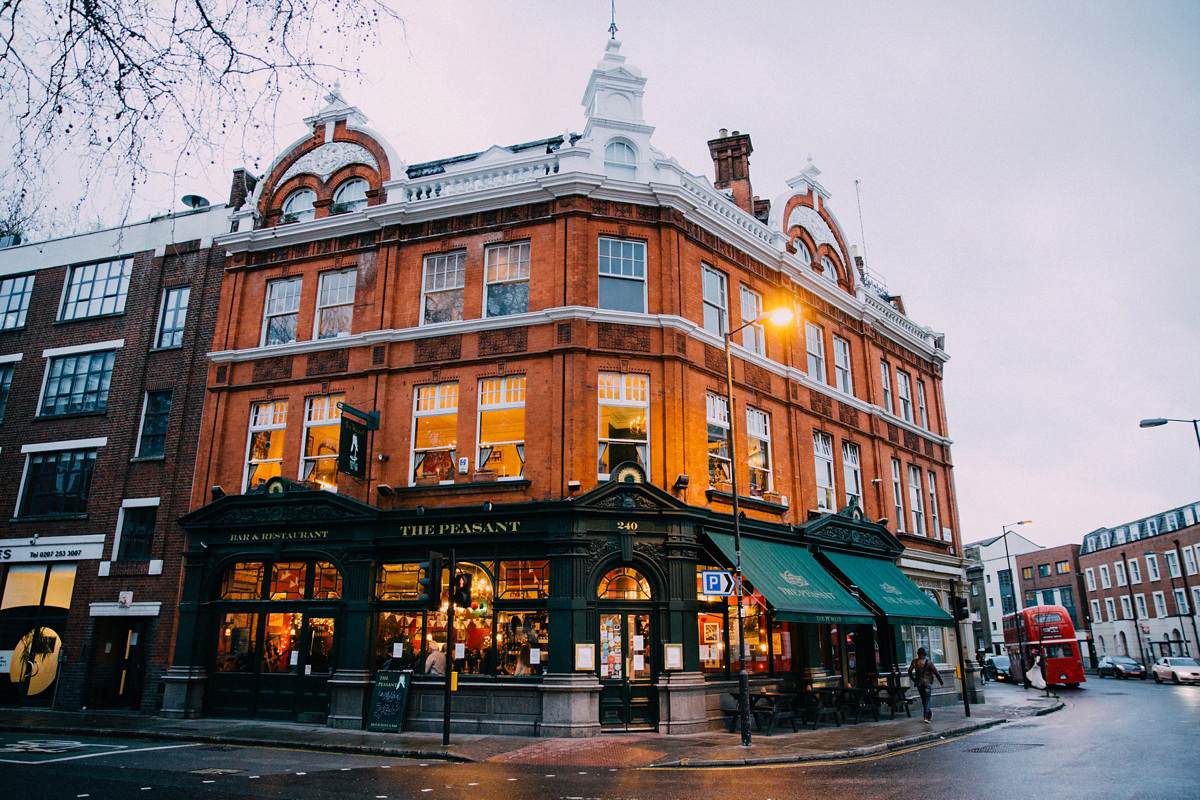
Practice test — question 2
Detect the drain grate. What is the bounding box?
[199,745,241,751]
[1104,692,1128,696]
[967,743,1045,754]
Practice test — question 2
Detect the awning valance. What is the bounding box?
[822,550,955,627]
[706,533,874,625]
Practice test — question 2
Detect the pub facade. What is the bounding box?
[163,39,968,734]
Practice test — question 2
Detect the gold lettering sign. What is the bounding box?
[228,530,330,542]
[392,521,523,537]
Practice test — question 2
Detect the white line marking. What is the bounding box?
[508,777,518,781]
[248,776,259,779]
[341,767,351,771]
[469,782,479,786]
[0,743,201,765]
[140,788,151,791]
[202,781,214,784]
[296,772,306,775]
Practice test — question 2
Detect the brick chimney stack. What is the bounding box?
[708,129,755,215]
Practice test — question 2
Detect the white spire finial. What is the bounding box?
[609,0,618,40]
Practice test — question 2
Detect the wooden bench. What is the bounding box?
[880,685,916,719]
[795,689,841,730]
[835,687,881,724]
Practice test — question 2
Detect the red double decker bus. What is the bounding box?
[1002,605,1086,688]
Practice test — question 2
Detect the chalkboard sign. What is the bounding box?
[366,670,411,732]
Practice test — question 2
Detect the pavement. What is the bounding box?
[0,682,1063,768]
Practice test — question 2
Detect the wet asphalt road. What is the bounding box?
[1,678,1196,799]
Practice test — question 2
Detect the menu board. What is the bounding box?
[366,670,411,733]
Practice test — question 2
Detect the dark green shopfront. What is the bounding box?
[162,477,952,736]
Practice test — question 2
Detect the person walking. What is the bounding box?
[908,647,944,723]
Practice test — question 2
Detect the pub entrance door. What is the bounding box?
[598,612,654,730]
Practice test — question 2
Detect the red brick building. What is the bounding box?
[167,41,968,734]
[0,198,232,711]
[1015,543,1091,661]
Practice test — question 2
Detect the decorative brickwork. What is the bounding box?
[903,430,920,451]
[705,344,725,373]
[556,321,573,344]
[790,382,799,400]
[597,323,651,352]
[214,365,228,384]
[415,335,463,363]
[810,390,833,418]
[744,363,772,393]
[838,401,859,427]
[253,356,294,382]
[888,423,900,443]
[306,349,349,376]
[479,327,529,355]
[372,345,386,365]
[924,439,935,457]
[675,333,688,355]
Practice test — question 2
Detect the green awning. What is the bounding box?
[822,551,955,627]
[706,533,874,625]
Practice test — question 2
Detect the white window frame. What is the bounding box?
[820,255,838,285]
[111,497,161,561]
[262,276,303,346]
[484,241,531,318]
[597,372,649,480]
[1085,567,1096,591]
[1134,594,1147,618]
[1121,595,1133,619]
[705,392,731,486]
[1174,588,1189,615]
[282,188,316,222]
[1166,513,1179,532]
[896,370,914,422]
[916,379,929,429]
[1127,558,1141,584]
[927,471,943,540]
[411,382,459,485]
[740,285,764,355]
[59,257,133,321]
[842,441,862,508]
[891,457,905,532]
[813,432,835,511]
[597,237,647,313]
[1105,597,1116,622]
[314,268,356,339]
[1165,550,1181,579]
[301,394,343,491]
[1090,599,1102,623]
[0,273,34,330]
[880,361,893,413]
[421,251,467,325]
[805,323,825,382]
[1099,564,1111,589]
[832,335,853,395]
[1145,518,1159,536]
[1152,592,1167,618]
[701,265,727,336]
[1145,553,1160,581]
[1115,561,1127,587]
[603,139,637,180]
[477,375,526,479]
[15,437,107,517]
[332,178,369,212]
[746,408,773,495]
[155,285,190,348]
[1183,547,1197,576]
[1185,507,1197,526]
[907,464,926,536]
[244,400,288,491]
[134,389,172,459]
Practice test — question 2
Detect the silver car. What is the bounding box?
[1151,657,1200,684]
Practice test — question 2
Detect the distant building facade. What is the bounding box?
[963,531,1042,654]
[1014,543,1092,665]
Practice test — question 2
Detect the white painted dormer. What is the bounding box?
[577,40,656,184]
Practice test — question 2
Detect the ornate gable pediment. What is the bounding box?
[799,500,903,556]
[180,482,378,531]
[574,478,689,514]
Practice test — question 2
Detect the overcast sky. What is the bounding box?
[133,1,1200,550]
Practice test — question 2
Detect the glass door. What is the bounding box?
[598,612,654,730]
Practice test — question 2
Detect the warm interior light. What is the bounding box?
[764,307,794,327]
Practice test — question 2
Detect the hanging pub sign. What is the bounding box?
[338,415,368,479]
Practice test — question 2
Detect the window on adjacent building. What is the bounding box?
[245,400,288,490]
[1085,568,1096,591]
[116,503,157,561]
[597,372,648,479]
[1165,550,1181,579]
[282,188,316,222]
[1166,513,1179,531]
[478,376,526,478]
[1025,590,1036,606]
[315,269,356,338]
[0,273,34,329]
[813,432,835,511]
[880,362,893,413]
[1120,595,1133,619]
[155,286,190,348]
[20,448,98,516]
[41,350,115,416]
[896,371,914,422]
[1145,554,1160,581]
[842,441,862,508]
[0,362,13,423]
[832,335,853,394]
[1153,592,1167,617]
[1174,588,1189,615]
[1099,564,1111,589]
[927,472,944,540]
[263,276,302,345]
[302,395,343,491]
[739,286,765,355]
[1039,564,1051,578]
[706,393,730,485]
[485,241,531,317]
[1183,547,1197,576]
[598,237,646,313]
[806,323,825,382]
[916,380,929,429]
[136,390,172,458]
[820,256,838,285]
[604,140,637,180]
[1105,597,1116,621]
[1056,560,1071,575]
[794,239,812,266]
[1128,559,1142,584]
[61,258,132,320]
[891,458,905,532]
[907,464,926,535]
[332,178,369,213]
[1022,567,1033,580]
[422,251,466,325]
[701,265,727,336]
[1090,599,1102,622]
[412,383,459,484]
[746,408,772,497]
[1145,518,1159,536]
[1115,562,1127,586]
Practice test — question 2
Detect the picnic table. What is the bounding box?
[725,691,803,735]
[834,686,881,723]
[879,683,916,719]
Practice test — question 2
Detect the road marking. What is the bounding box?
[0,742,201,765]
[202,781,215,784]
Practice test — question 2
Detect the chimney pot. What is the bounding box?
[719,128,728,137]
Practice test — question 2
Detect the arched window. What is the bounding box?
[821,256,839,284]
[332,178,369,213]
[604,140,637,180]
[282,188,316,222]
[1098,635,1105,654]
[794,239,812,266]
[1118,631,1128,656]
[597,567,651,600]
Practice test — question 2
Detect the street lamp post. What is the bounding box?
[1124,549,1149,671]
[1001,520,1032,688]
[722,306,793,748]
[1139,417,1200,458]
[1173,539,1200,658]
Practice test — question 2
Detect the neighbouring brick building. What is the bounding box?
[165,40,970,735]
[1014,543,1092,664]
[0,198,233,711]
[1079,502,1200,665]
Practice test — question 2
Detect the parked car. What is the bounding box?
[1097,654,1146,680]
[984,654,1012,682]
[1151,657,1200,684]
